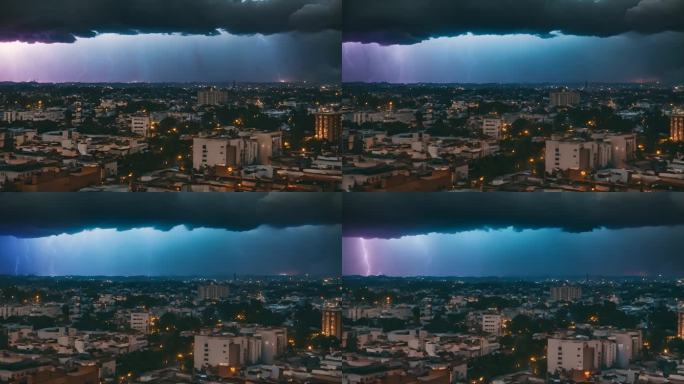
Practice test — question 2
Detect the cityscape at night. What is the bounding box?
[4,1,684,384]
[340,0,684,192]
[0,193,343,383]
[340,83,684,191]
[0,0,343,192]
[341,193,684,383]
[0,83,343,191]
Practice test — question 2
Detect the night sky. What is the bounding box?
[0,0,341,83]
[342,0,684,83]
[342,194,684,277]
[0,193,341,276]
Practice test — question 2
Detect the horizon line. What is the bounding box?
[0,274,339,279]
[341,81,679,87]
[342,275,679,279]
[0,81,334,86]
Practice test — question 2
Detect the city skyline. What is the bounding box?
[0,193,342,276]
[5,2,684,383]
[342,194,684,277]
[342,0,684,84]
[0,0,341,83]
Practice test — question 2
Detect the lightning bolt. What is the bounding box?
[359,238,372,276]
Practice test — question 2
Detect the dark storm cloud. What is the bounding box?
[342,0,684,45]
[343,193,684,239]
[0,0,341,43]
[0,193,341,238]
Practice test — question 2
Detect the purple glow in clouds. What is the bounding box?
[0,31,339,82]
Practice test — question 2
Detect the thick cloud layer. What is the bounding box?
[343,0,684,44]
[0,0,341,43]
[0,193,341,238]
[343,194,684,239]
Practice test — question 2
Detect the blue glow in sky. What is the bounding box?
[342,32,684,83]
[0,225,340,276]
[0,31,340,83]
[342,226,684,277]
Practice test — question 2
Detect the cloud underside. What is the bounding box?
[343,194,684,238]
[343,0,684,44]
[0,0,340,43]
[0,193,341,238]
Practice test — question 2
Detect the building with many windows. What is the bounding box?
[130,114,151,138]
[197,88,229,106]
[545,139,611,174]
[194,333,262,371]
[550,90,580,107]
[322,307,342,340]
[130,312,151,334]
[197,284,230,301]
[550,286,583,302]
[315,110,342,144]
[671,112,684,142]
[482,117,503,140]
[548,330,641,374]
[481,313,503,336]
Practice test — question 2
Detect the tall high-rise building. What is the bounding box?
[677,307,684,339]
[198,88,229,106]
[321,307,342,340]
[671,112,684,142]
[550,286,583,302]
[550,90,580,108]
[315,110,342,144]
[198,283,230,301]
